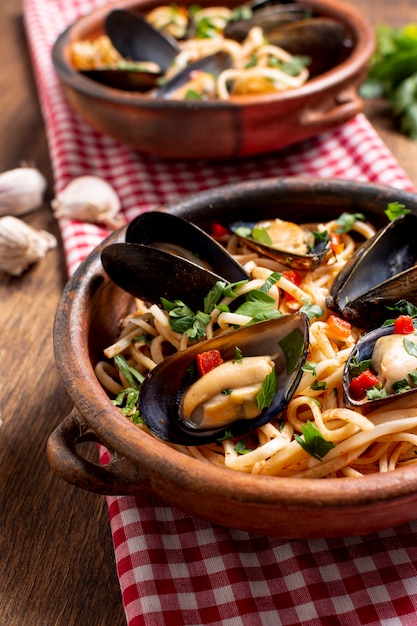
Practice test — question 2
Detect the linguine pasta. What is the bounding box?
[96,215,417,478]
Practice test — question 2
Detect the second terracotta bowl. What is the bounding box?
[52,0,375,159]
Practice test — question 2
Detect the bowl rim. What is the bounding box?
[54,176,417,508]
[51,0,376,110]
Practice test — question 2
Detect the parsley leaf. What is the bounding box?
[385,201,410,220]
[114,354,144,388]
[299,302,323,320]
[302,362,317,376]
[252,226,273,244]
[294,421,335,461]
[334,212,366,234]
[311,380,327,391]
[233,346,243,363]
[256,370,277,410]
[234,437,253,455]
[279,328,306,373]
[404,336,417,357]
[348,356,373,378]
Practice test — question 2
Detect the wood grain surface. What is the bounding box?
[1,1,417,624]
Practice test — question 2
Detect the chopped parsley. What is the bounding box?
[234,436,253,455]
[385,201,410,220]
[256,370,277,410]
[112,354,144,424]
[311,380,327,391]
[294,421,335,461]
[279,328,306,374]
[302,362,317,376]
[334,212,366,234]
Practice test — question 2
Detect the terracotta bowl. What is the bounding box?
[47,177,417,539]
[51,0,375,159]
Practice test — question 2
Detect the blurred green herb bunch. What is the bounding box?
[361,23,417,139]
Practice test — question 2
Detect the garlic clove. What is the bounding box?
[0,166,47,217]
[0,216,57,276]
[51,175,124,230]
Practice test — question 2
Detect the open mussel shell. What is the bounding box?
[267,18,353,78]
[105,9,180,72]
[126,211,249,282]
[138,313,309,445]
[101,242,227,310]
[343,322,417,408]
[229,219,330,270]
[153,51,233,99]
[327,214,417,329]
[223,3,311,42]
[80,67,162,92]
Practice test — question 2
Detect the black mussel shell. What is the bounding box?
[223,4,311,42]
[327,214,417,329]
[126,212,249,282]
[80,67,162,92]
[343,322,417,408]
[105,9,180,72]
[153,51,233,99]
[101,242,228,310]
[229,219,330,270]
[138,313,309,445]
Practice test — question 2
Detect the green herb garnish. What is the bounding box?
[385,201,410,220]
[334,212,366,234]
[294,421,335,461]
[256,370,277,410]
[360,23,417,140]
[279,328,305,374]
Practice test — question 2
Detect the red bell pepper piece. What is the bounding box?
[196,349,224,376]
[327,314,352,340]
[282,270,302,302]
[348,369,381,401]
[330,231,344,255]
[210,223,229,238]
[393,314,415,335]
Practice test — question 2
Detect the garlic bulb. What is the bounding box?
[0,166,47,217]
[51,176,124,229]
[0,216,57,276]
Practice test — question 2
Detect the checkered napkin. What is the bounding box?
[24,0,417,623]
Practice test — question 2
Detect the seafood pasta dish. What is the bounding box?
[69,2,350,100]
[96,206,417,479]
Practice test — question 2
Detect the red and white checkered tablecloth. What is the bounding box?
[23,0,417,623]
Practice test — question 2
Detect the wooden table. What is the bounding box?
[1,1,417,624]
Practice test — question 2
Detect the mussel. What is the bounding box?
[79,9,181,92]
[101,243,231,310]
[101,212,249,308]
[138,312,309,445]
[229,217,331,270]
[153,51,233,99]
[343,319,417,408]
[223,3,311,42]
[105,9,180,72]
[125,211,249,282]
[327,214,417,329]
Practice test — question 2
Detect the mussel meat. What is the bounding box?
[343,319,417,408]
[138,312,309,444]
[229,217,331,269]
[327,214,417,329]
[125,211,249,282]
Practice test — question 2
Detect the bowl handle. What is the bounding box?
[300,87,363,128]
[46,408,152,495]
